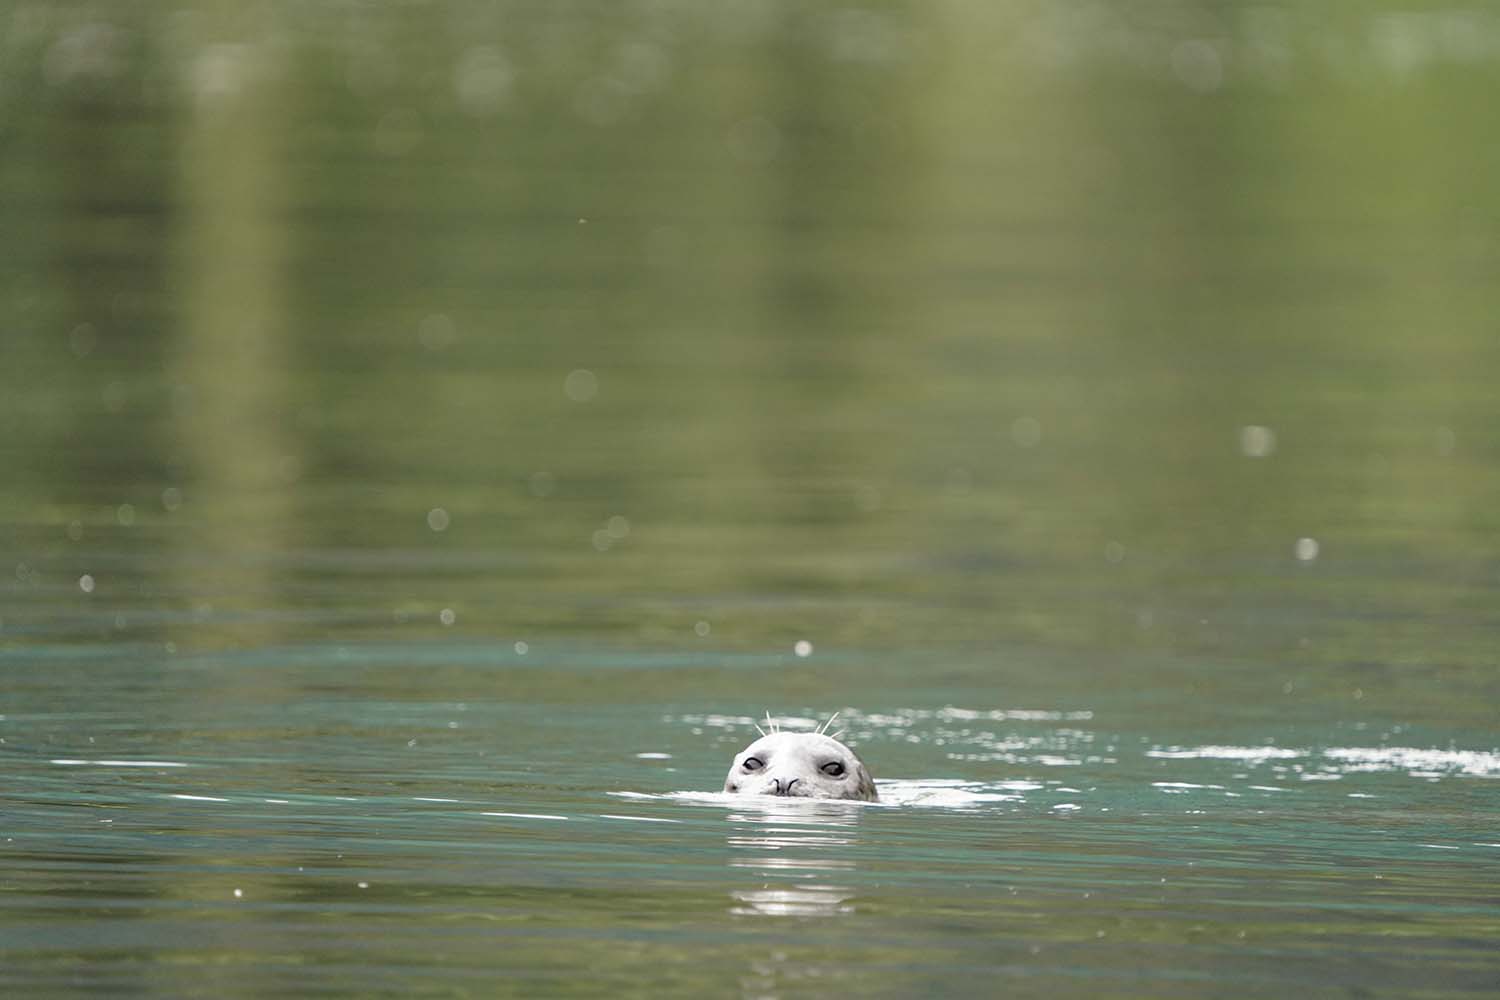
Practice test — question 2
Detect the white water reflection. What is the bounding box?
[50,759,192,768]
[875,778,1036,808]
[723,799,863,918]
[1147,745,1304,762]
[730,885,855,918]
[1322,747,1500,778]
[1147,744,1500,778]
[613,779,1040,811]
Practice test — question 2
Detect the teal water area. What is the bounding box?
[3,3,1500,996]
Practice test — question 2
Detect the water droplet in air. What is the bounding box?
[1239,425,1276,457]
[453,45,512,116]
[564,369,598,402]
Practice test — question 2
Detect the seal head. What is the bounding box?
[723,730,877,801]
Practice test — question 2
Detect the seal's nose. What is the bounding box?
[771,777,799,796]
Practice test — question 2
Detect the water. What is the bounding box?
[4,2,1500,996]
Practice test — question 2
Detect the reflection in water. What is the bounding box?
[170,7,296,649]
[725,800,864,918]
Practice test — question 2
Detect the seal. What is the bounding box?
[722,713,877,801]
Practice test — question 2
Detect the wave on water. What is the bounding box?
[1321,746,1500,778]
[1146,745,1500,778]
[612,778,1049,810]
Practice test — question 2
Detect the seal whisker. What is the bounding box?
[832,729,846,740]
[819,711,840,735]
[753,721,766,737]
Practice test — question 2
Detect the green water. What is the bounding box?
[3,2,1499,996]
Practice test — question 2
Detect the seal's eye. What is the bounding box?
[742,757,764,772]
[820,761,847,777]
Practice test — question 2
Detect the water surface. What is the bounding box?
[3,2,1499,996]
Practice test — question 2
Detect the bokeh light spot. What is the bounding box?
[564,369,599,402]
[1239,425,1276,458]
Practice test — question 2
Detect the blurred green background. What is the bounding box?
[4,1,1499,716]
